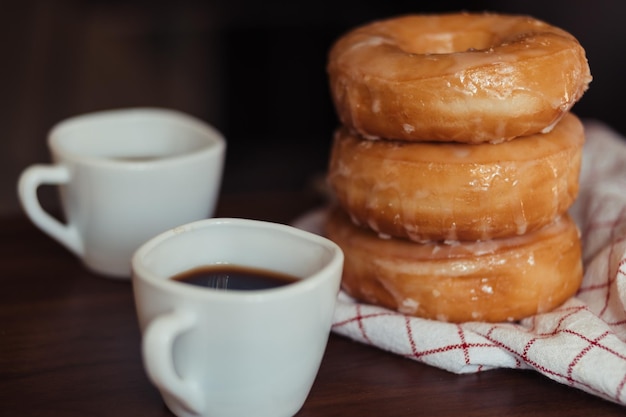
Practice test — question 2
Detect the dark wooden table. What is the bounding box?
[1,191,624,417]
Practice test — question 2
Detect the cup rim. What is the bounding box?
[131,217,344,301]
[47,107,225,169]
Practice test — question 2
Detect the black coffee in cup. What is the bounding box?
[170,265,299,291]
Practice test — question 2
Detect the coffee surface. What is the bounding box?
[170,265,299,290]
[109,155,161,162]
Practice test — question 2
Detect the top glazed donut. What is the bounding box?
[327,13,592,143]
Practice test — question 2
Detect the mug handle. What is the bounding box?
[142,309,204,414]
[17,164,83,256]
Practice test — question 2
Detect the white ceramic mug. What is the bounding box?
[18,108,226,278]
[131,218,343,417]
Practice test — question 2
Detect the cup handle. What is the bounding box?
[142,309,204,414]
[17,164,83,256]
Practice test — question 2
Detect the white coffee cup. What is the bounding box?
[131,217,343,417]
[18,108,226,278]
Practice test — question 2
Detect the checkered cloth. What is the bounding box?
[295,120,626,406]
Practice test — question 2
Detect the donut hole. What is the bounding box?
[399,30,498,54]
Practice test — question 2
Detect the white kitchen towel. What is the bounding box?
[294,120,626,406]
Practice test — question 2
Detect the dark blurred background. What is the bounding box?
[1,0,622,216]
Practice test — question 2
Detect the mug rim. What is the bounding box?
[131,217,344,301]
[47,107,225,169]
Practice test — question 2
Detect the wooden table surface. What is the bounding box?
[1,191,624,417]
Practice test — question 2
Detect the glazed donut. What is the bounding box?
[327,112,584,242]
[325,206,583,323]
[327,13,592,144]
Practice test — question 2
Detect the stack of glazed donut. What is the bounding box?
[324,13,592,322]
